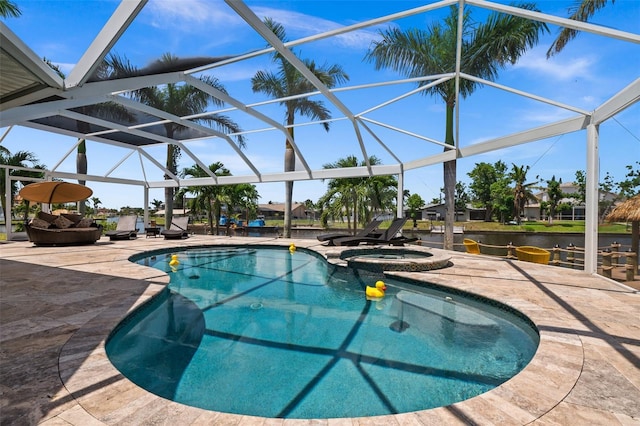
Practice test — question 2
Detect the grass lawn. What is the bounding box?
[460,220,630,234]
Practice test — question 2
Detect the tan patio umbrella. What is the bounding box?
[19,181,93,204]
[606,194,640,270]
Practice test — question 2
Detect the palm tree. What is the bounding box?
[150,199,163,213]
[320,155,396,232]
[75,139,88,215]
[0,0,20,17]
[321,156,364,232]
[182,162,231,235]
[366,5,547,250]
[226,183,259,226]
[0,147,44,222]
[510,164,538,224]
[364,173,398,223]
[546,175,564,224]
[106,53,245,229]
[407,193,425,227]
[42,59,133,217]
[547,0,614,57]
[91,197,101,215]
[251,18,349,238]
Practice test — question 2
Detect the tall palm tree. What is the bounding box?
[321,156,364,232]
[75,139,88,215]
[106,53,245,229]
[320,155,396,232]
[43,58,134,216]
[226,183,259,226]
[510,164,538,224]
[91,197,101,214]
[366,4,547,250]
[546,175,564,223]
[251,18,349,238]
[151,199,163,213]
[182,162,231,235]
[547,0,614,57]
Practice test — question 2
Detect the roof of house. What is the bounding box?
[258,203,305,213]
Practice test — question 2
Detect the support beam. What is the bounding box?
[584,123,599,274]
[4,169,11,241]
[143,187,149,229]
[65,0,147,88]
[592,78,640,125]
[468,0,640,44]
[397,169,404,221]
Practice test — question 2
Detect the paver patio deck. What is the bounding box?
[1,235,638,425]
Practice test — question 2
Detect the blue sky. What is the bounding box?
[2,0,639,210]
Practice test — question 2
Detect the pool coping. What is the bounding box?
[1,235,638,425]
[326,244,452,273]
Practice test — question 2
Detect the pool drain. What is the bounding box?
[250,302,263,310]
[389,320,410,333]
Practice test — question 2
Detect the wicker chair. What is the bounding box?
[26,223,102,246]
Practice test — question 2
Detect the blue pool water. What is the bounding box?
[108,246,539,419]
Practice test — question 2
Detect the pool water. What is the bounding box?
[108,246,539,419]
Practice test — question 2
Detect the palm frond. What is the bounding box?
[547,0,613,57]
[0,0,20,18]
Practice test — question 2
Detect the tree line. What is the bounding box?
[459,160,639,224]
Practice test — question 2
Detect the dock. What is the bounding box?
[430,225,465,234]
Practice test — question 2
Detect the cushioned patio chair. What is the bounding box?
[105,215,138,240]
[161,216,190,239]
[332,218,416,246]
[317,219,383,246]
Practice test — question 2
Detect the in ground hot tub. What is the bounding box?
[337,246,451,273]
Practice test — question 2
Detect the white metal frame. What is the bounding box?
[1,0,639,273]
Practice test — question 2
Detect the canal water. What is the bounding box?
[3,219,632,254]
[289,228,633,254]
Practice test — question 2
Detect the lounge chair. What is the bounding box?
[316,219,383,246]
[105,215,138,240]
[161,216,190,239]
[332,218,416,246]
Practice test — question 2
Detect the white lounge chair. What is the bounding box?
[161,216,190,239]
[105,215,138,240]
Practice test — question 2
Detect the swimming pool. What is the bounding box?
[108,245,539,419]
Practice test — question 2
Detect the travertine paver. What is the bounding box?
[0,235,638,425]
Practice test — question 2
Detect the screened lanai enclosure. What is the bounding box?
[1,0,639,274]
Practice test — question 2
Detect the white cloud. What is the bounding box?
[143,1,382,50]
[145,0,243,31]
[203,63,262,83]
[516,107,575,124]
[512,47,596,81]
[251,6,382,50]
[467,135,498,145]
[52,62,75,76]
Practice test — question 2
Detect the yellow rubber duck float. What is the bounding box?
[289,243,296,253]
[366,280,387,300]
[169,255,179,272]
